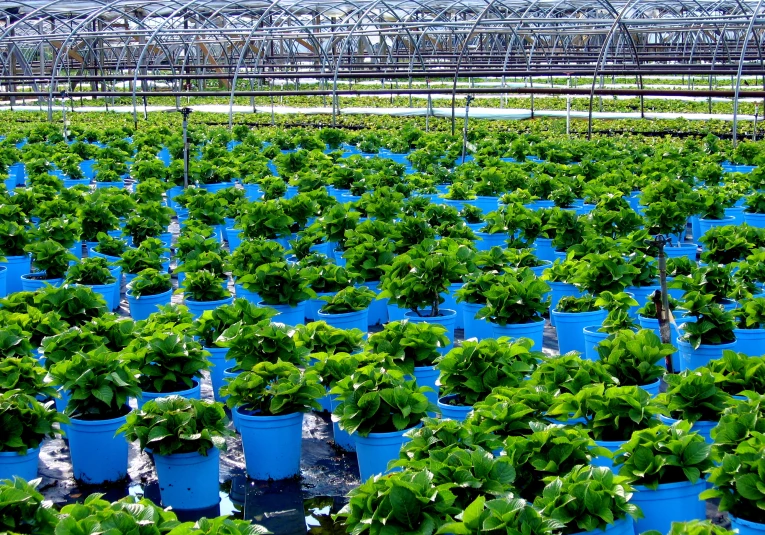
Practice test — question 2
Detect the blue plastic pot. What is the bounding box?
[414,366,440,408]
[551,309,607,355]
[68,409,131,484]
[226,228,243,251]
[166,186,184,209]
[630,479,706,534]
[462,302,492,341]
[89,250,121,263]
[237,409,304,480]
[258,300,305,327]
[664,243,698,261]
[659,414,717,444]
[640,378,662,397]
[207,347,234,401]
[185,296,234,319]
[127,288,173,320]
[744,212,765,229]
[94,180,124,190]
[677,338,737,371]
[80,281,117,311]
[69,241,83,260]
[306,292,333,322]
[474,232,507,251]
[473,196,499,215]
[138,378,201,409]
[529,261,553,278]
[387,303,408,323]
[404,309,456,354]
[0,448,39,481]
[109,266,122,311]
[0,255,29,295]
[63,177,91,188]
[199,182,235,194]
[242,183,262,202]
[625,285,661,318]
[533,238,556,262]
[698,216,735,241]
[0,266,7,298]
[21,273,63,292]
[362,280,388,326]
[726,206,745,225]
[582,326,610,361]
[354,425,419,481]
[437,395,473,422]
[548,282,583,327]
[733,328,765,357]
[317,308,369,336]
[222,368,241,423]
[491,318,545,351]
[154,448,220,510]
[234,284,260,305]
[571,517,633,535]
[440,282,464,329]
[731,515,765,535]
[592,439,624,469]
[329,395,355,452]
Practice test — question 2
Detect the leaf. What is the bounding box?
[737,473,765,500]
[388,486,420,527]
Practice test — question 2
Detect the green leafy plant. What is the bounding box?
[595,292,639,333]
[437,494,563,535]
[221,360,324,415]
[572,252,640,295]
[596,329,674,386]
[678,291,736,349]
[532,465,641,535]
[366,320,449,374]
[93,232,128,257]
[192,298,275,347]
[530,354,617,395]
[125,331,211,394]
[127,268,171,297]
[181,270,230,302]
[24,240,77,280]
[116,244,165,275]
[319,286,376,314]
[733,297,765,329]
[614,420,713,489]
[237,261,315,306]
[555,295,601,313]
[644,520,735,535]
[466,385,553,439]
[660,370,732,423]
[0,391,67,453]
[330,364,436,436]
[65,256,116,286]
[708,351,765,396]
[0,355,57,398]
[0,477,59,535]
[119,396,231,456]
[218,322,308,370]
[476,268,550,326]
[435,337,541,406]
[48,345,140,420]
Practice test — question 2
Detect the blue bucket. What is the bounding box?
[237,409,304,480]
[329,395,355,452]
[462,302,492,341]
[258,300,305,327]
[630,479,706,534]
[206,347,234,401]
[226,228,242,251]
[127,288,173,321]
[354,425,418,481]
[153,448,220,510]
[0,256,30,295]
[625,285,661,319]
[185,296,234,319]
[582,326,610,361]
[80,281,117,311]
[67,409,130,484]
[698,216,735,241]
[109,266,122,311]
[21,274,63,292]
[744,212,765,229]
[474,232,507,251]
[551,309,607,355]
[533,238,556,262]
[138,378,201,409]
[363,280,388,327]
[733,328,765,357]
[387,303,408,323]
[0,448,40,481]
[664,244,698,261]
[234,284,260,305]
[676,338,736,371]
[548,282,583,327]
[0,266,7,298]
[404,309,456,354]
[491,318,545,351]
[659,415,717,444]
[640,378,661,397]
[592,439,624,469]
[317,308,368,336]
[441,283,464,329]
[305,292,333,322]
[437,395,473,422]
[731,515,765,535]
[414,366,440,408]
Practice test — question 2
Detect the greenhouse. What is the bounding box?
[1,1,765,535]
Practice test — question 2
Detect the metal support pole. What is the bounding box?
[61,90,68,142]
[566,74,572,138]
[755,104,759,141]
[461,95,474,165]
[651,234,673,373]
[180,107,192,189]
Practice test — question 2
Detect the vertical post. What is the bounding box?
[566,74,572,138]
[754,104,759,141]
[652,234,673,373]
[61,91,68,142]
[461,95,474,165]
[180,107,191,189]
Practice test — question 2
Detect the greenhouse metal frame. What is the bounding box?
[1,0,765,138]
